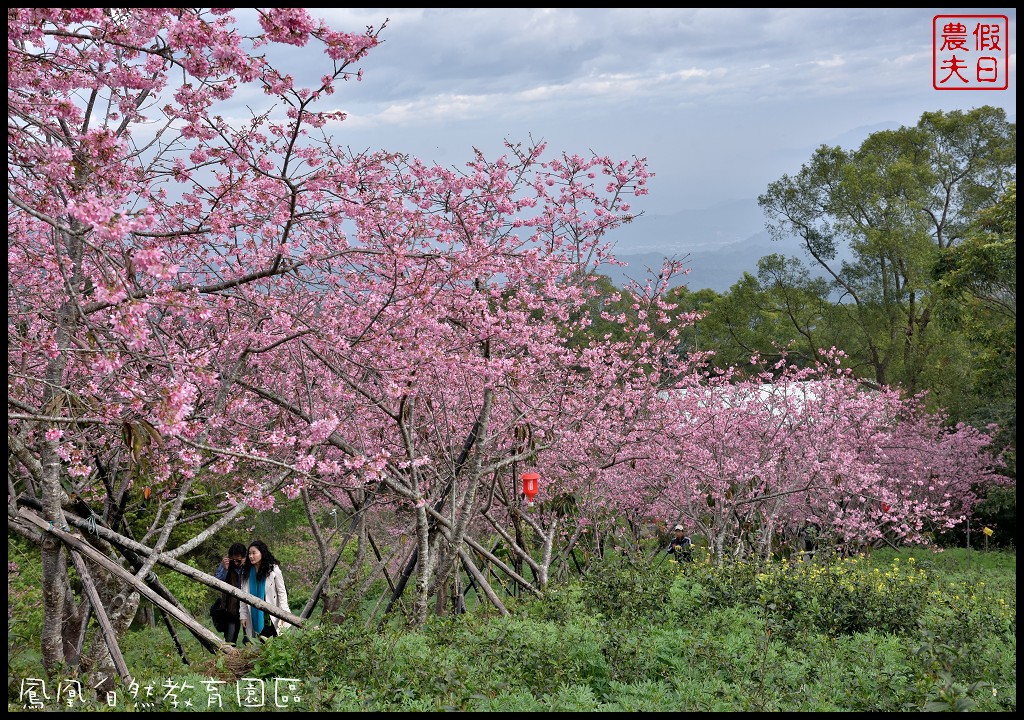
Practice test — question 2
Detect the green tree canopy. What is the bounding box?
[758,106,1015,397]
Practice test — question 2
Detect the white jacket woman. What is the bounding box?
[239,540,292,638]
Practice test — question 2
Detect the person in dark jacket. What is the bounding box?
[214,542,247,644]
[796,519,820,562]
[666,524,693,562]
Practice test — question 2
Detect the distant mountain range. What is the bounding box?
[600,231,789,293]
[595,121,908,293]
[598,198,813,292]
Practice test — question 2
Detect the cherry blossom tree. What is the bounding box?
[627,353,1008,563]
[8,7,401,684]
[226,142,692,624]
[7,7,686,682]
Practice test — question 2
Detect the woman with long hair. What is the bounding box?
[239,539,292,640]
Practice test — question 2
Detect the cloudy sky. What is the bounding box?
[247,9,1015,272]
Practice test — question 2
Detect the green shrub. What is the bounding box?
[7,548,45,688]
[597,679,681,711]
[538,682,600,711]
[7,536,1015,712]
[667,553,936,637]
[466,615,610,696]
[579,552,676,625]
[467,688,543,711]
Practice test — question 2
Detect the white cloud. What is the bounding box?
[808,55,846,69]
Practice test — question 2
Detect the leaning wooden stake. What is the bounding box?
[300,525,356,620]
[16,508,229,655]
[71,598,92,669]
[24,505,305,629]
[68,549,134,686]
[159,609,190,666]
[19,493,194,663]
[366,531,398,594]
[458,547,508,616]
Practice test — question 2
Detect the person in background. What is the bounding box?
[666,524,693,562]
[240,539,292,640]
[214,542,247,645]
[797,519,821,562]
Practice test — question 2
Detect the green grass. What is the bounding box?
[7,545,1016,712]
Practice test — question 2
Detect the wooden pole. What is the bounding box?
[159,608,190,666]
[20,505,305,629]
[16,507,229,655]
[67,549,134,685]
[300,525,356,620]
[458,547,508,616]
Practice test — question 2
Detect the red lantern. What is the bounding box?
[881,502,890,513]
[521,472,540,506]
